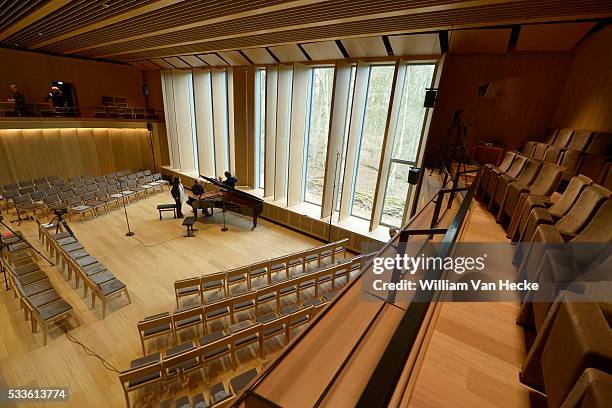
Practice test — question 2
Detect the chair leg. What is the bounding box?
[123,391,131,408]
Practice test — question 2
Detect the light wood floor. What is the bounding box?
[406,200,531,407]
[0,192,323,407]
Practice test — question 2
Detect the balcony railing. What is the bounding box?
[0,102,164,122]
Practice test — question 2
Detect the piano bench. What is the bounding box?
[183,216,197,237]
[157,203,177,220]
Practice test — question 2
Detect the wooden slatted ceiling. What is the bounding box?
[92,0,612,61]
[515,22,596,51]
[1,0,153,48]
[0,0,610,67]
[72,0,435,57]
[0,0,50,34]
[39,0,293,53]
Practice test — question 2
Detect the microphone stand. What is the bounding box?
[328,152,341,243]
[120,179,134,236]
[221,194,228,232]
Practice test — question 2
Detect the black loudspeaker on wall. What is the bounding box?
[424,89,438,108]
[408,167,421,185]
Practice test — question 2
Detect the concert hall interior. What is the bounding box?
[1,1,611,407]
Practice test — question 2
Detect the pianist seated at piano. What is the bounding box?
[219,171,238,188]
[189,175,264,229]
[187,179,208,215]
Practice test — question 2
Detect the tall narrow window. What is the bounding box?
[335,65,356,211]
[255,68,266,188]
[188,71,199,174]
[380,64,435,227]
[303,67,334,205]
[350,65,395,219]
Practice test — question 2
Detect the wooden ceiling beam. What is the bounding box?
[95,0,522,59]
[29,0,186,49]
[0,0,71,42]
[65,0,325,55]
[117,14,609,63]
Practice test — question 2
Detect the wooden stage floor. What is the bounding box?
[0,191,322,407]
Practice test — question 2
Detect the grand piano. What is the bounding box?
[188,176,264,229]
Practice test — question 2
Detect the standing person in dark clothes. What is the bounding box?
[8,84,26,116]
[170,177,185,218]
[219,171,238,188]
[45,86,64,108]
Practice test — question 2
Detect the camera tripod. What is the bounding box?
[430,109,470,184]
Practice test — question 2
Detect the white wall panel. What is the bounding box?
[287,63,309,206]
[263,67,278,197]
[321,61,352,219]
[274,65,293,201]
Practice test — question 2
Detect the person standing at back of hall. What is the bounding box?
[45,86,64,108]
[7,84,26,116]
[171,177,185,218]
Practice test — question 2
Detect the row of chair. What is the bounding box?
[485,133,612,406]
[520,128,611,184]
[93,105,158,120]
[1,169,166,201]
[142,255,366,356]
[173,238,349,307]
[36,218,131,318]
[122,302,309,408]
[157,367,258,408]
[478,151,564,228]
[2,171,167,222]
[519,288,612,408]
[1,232,77,345]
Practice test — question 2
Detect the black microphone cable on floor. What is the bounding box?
[61,324,120,374]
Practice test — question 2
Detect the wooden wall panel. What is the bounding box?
[424,52,573,164]
[144,70,164,111]
[553,26,612,131]
[0,48,146,109]
[0,127,155,184]
[93,128,115,174]
[232,66,251,185]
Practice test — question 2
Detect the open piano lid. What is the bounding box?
[200,175,263,203]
